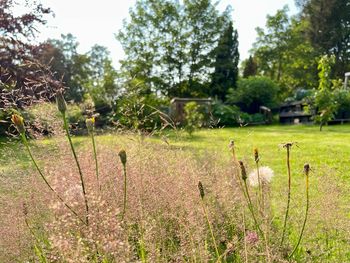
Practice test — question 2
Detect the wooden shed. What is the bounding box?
[279,101,312,124]
[169,97,212,124]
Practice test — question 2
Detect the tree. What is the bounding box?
[251,6,318,97]
[301,0,350,77]
[210,21,239,101]
[242,55,258,78]
[0,0,58,110]
[313,55,338,131]
[117,0,231,98]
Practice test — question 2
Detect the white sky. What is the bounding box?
[34,0,297,67]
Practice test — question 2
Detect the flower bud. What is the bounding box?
[86,117,95,133]
[11,114,25,134]
[56,91,67,114]
[239,161,247,181]
[304,163,310,176]
[198,181,205,199]
[254,148,259,163]
[118,150,127,166]
[228,140,235,150]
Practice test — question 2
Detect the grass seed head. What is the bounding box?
[304,163,310,176]
[254,148,259,163]
[198,181,205,199]
[11,114,25,134]
[239,161,247,181]
[118,150,127,166]
[56,91,67,114]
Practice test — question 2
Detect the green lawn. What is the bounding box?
[1,124,350,261]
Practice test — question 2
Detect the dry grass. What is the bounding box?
[1,129,349,262]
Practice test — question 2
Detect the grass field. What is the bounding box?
[1,124,350,262]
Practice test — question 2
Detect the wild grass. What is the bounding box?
[1,124,350,262]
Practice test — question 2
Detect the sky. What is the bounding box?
[33,0,297,67]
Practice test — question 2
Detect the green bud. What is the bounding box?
[118,150,127,166]
[56,91,67,114]
[11,114,25,134]
[86,117,95,133]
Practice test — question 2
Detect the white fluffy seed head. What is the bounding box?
[248,166,274,187]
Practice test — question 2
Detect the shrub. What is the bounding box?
[184,102,204,135]
[226,76,279,113]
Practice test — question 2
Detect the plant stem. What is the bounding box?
[243,179,264,238]
[200,201,220,261]
[121,164,127,220]
[20,133,86,225]
[90,132,100,191]
[289,171,309,258]
[281,145,291,246]
[62,112,89,225]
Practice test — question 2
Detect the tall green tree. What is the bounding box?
[251,6,318,97]
[242,56,258,78]
[117,0,231,98]
[301,0,350,77]
[210,21,239,101]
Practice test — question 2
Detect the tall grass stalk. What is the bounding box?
[86,118,100,191]
[280,143,293,246]
[198,181,220,261]
[239,161,264,238]
[12,114,85,225]
[254,148,263,209]
[119,150,127,220]
[57,91,89,225]
[289,164,310,258]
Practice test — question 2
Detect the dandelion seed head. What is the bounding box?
[248,166,274,187]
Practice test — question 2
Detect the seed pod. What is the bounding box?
[198,181,205,199]
[304,163,310,176]
[11,114,25,134]
[239,161,247,181]
[56,91,67,114]
[254,148,259,163]
[86,117,95,133]
[228,140,235,150]
[118,150,127,166]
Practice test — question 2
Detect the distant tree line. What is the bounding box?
[1,0,350,133]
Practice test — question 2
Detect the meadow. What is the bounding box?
[0,124,349,262]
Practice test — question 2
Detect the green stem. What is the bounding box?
[243,179,264,238]
[281,146,291,246]
[62,112,89,225]
[20,133,86,225]
[91,132,100,191]
[201,201,220,261]
[122,164,127,220]
[256,162,263,210]
[289,174,309,258]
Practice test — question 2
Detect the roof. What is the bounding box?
[280,100,308,107]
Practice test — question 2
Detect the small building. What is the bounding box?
[169,97,212,124]
[279,101,312,124]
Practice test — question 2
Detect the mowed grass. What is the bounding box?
[1,124,350,261]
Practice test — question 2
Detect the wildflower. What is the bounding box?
[56,91,67,114]
[198,181,205,199]
[248,166,274,187]
[246,231,259,245]
[118,150,127,166]
[86,117,95,133]
[11,114,25,134]
[239,161,247,181]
